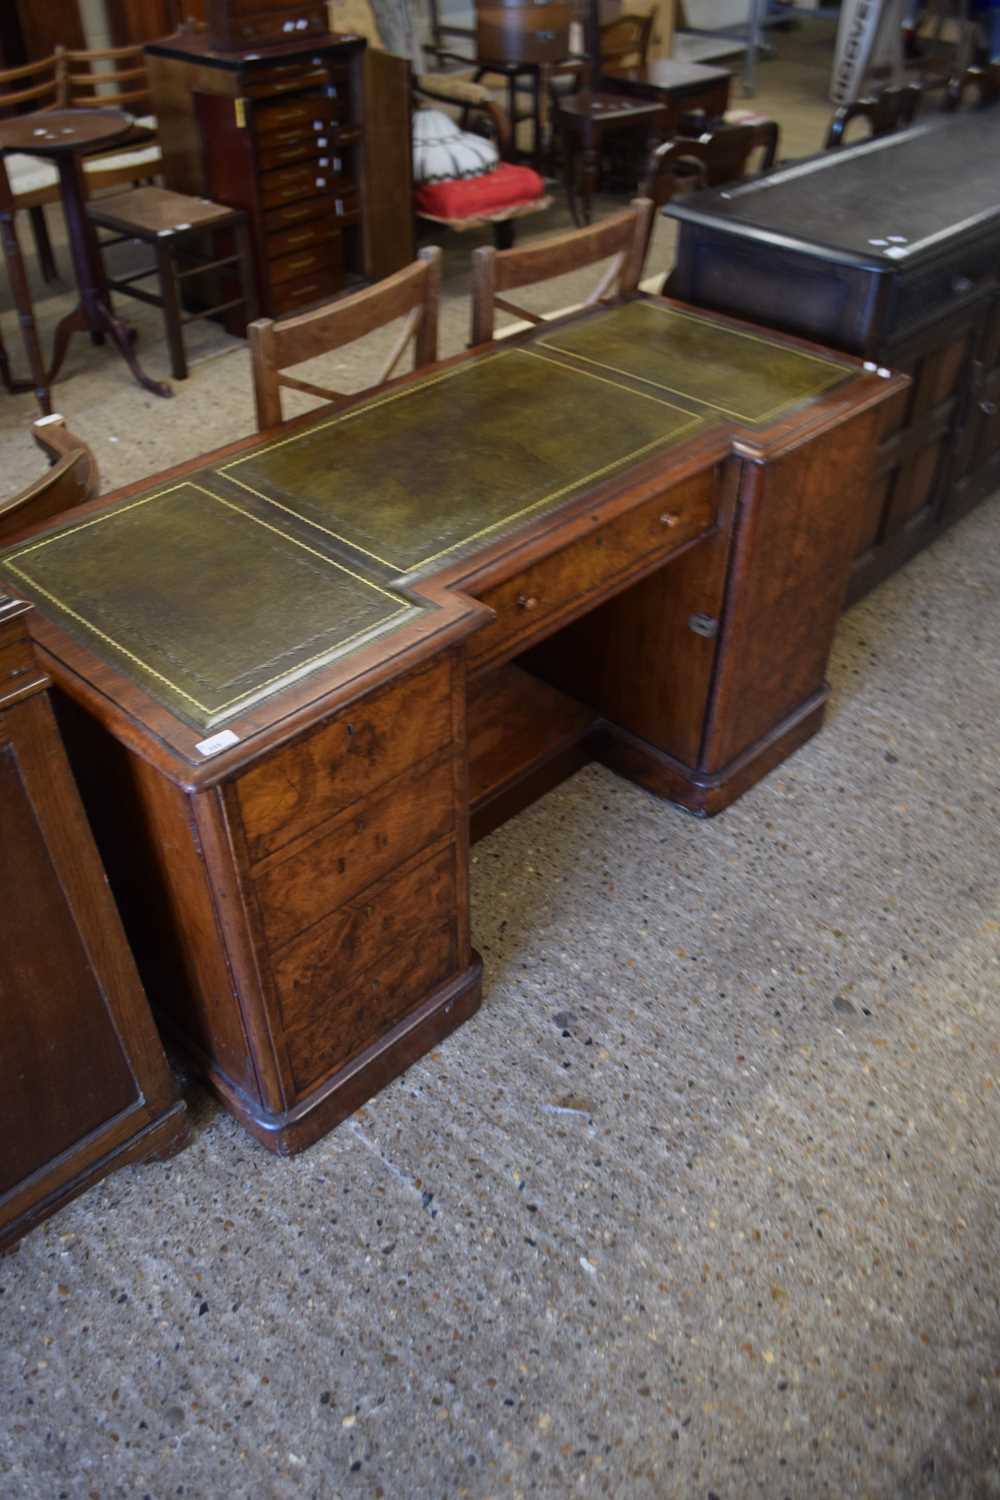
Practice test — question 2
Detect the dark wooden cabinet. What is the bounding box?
[146,29,414,320]
[0,596,187,1252]
[666,112,1000,603]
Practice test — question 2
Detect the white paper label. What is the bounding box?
[196,729,240,757]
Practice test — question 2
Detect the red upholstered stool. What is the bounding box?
[415,162,549,249]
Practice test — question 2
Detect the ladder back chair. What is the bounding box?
[0,417,99,546]
[640,122,776,204]
[56,44,163,194]
[825,82,923,148]
[470,197,653,346]
[0,54,63,281]
[249,246,442,431]
[600,13,656,75]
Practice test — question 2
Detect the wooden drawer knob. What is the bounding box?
[516,594,539,611]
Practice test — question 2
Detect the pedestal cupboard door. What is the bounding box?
[961,295,1000,498]
[857,314,978,561]
[0,741,139,1193]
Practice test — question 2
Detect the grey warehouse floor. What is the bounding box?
[2,21,1000,1499]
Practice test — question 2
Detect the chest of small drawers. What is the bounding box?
[147,29,413,319]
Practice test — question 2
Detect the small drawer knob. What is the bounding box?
[517,594,539,611]
[659,511,679,527]
[952,275,974,296]
[980,399,998,416]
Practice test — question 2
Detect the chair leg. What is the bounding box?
[156,239,187,380]
[493,219,516,250]
[29,206,59,283]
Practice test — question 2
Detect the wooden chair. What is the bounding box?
[0,417,99,545]
[326,0,551,247]
[641,120,778,199]
[248,246,442,430]
[599,14,656,74]
[825,83,923,148]
[677,111,779,175]
[0,47,162,287]
[470,197,653,346]
[0,54,63,282]
[945,62,1000,108]
[56,45,163,196]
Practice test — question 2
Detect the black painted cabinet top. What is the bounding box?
[667,111,1000,269]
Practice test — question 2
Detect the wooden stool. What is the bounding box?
[88,187,257,380]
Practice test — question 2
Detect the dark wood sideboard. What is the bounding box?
[0,298,904,1155]
[0,595,187,1252]
[145,28,415,320]
[666,111,1000,603]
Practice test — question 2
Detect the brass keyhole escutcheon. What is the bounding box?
[659,511,679,527]
[517,594,539,611]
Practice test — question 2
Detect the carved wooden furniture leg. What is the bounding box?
[29,205,59,283]
[0,188,51,414]
[49,152,172,398]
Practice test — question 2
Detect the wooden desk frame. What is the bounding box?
[3,295,904,1155]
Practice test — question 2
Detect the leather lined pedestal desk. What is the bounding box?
[0,298,905,1154]
[666,111,1000,604]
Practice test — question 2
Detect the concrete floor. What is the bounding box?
[2,20,1000,1499]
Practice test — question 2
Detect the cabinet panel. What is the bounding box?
[0,742,138,1193]
[0,600,186,1251]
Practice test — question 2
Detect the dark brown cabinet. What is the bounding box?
[146,29,414,321]
[666,112,1000,603]
[0,595,187,1252]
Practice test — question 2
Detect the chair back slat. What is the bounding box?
[0,419,98,545]
[0,55,62,115]
[601,14,654,71]
[470,199,653,346]
[248,247,442,431]
[59,44,152,114]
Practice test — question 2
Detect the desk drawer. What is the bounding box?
[253,753,455,950]
[266,211,345,258]
[468,468,717,670]
[891,242,998,336]
[238,659,453,863]
[281,918,458,1093]
[272,841,457,1036]
[253,87,351,134]
[269,264,343,314]
[259,161,348,209]
[269,237,342,285]
[242,60,330,99]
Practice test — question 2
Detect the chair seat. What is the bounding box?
[415,161,546,224]
[5,153,59,199]
[88,185,238,237]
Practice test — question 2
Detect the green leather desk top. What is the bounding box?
[537,301,848,422]
[1,482,420,732]
[221,347,705,575]
[0,300,856,741]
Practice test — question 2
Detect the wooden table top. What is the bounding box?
[603,59,732,89]
[556,90,667,122]
[0,108,135,158]
[666,110,1000,268]
[0,298,858,765]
